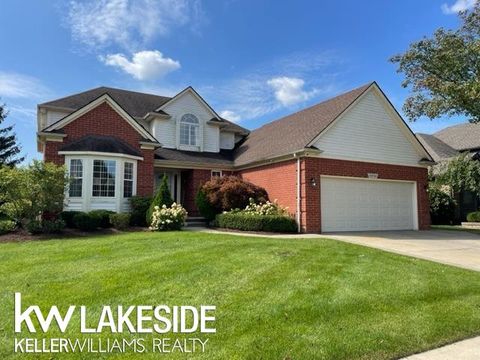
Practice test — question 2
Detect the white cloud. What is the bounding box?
[0,72,50,99]
[441,0,476,14]
[66,0,204,50]
[267,77,317,106]
[101,50,180,80]
[200,51,342,122]
[220,110,241,122]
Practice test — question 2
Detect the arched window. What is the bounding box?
[180,114,199,146]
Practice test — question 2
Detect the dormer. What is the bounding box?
[146,87,247,153]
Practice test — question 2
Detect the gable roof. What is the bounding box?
[434,123,480,151]
[40,86,249,135]
[233,83,373,166]
[416,133,459,162]
[40,86,171,119]
[43,93,159,143]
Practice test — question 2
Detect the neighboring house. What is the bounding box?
[417,124,480,221]
[37,82,433,233]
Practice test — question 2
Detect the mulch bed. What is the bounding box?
[0,227,148,243]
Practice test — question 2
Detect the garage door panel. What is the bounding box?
[321,177,415,232]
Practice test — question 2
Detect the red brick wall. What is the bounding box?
[43,102,154,195]
[237,157,430,233]
[182,169,212,216]
[238,160,298,217]
[301,157,430,233]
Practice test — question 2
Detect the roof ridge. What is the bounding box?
[251,82,373,133]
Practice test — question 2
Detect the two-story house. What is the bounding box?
[37,82,433,233]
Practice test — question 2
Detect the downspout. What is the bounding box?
[295,153,302,233]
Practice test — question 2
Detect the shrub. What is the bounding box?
[0,161,68,225]
[150,203,188,231]
[200,176,269,213]
[25,219,65,234]
[466,211,480,222]
[25,220,43,235]
[110,213,131,230]
[244,199,289,216]
[89,210,115,228]
[60,211,81,228]
[195,189,217,221]
[0,219,16,235]
[73,212,100,231]
[129,196,152,226]
[216,212,297,233]
[147,175,174,224]
[428,186,456,225]
[41,219,65,234]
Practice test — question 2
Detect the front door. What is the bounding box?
[156,171,181,204]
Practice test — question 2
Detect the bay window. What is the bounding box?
[123,162,134,198]
[92,160,116,197]
[69,159,83,197]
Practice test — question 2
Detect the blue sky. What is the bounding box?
[0,0,474,163]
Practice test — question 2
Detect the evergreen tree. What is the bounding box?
[0,103,24,166]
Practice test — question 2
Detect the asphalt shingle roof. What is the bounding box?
[233,83,372,166]
[59,135,142,157]
[155,148,234,166]
[434,123,480,151]
[416,133,459,162]
[40,86,249,135]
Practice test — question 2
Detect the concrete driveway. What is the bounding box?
[326,230,480,271]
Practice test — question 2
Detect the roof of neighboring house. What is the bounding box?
[416,133,459,162]
[434,123,480,151]
[40,86,249,134]
[155,148,234,166]
[233,82,372,166]
[59,135,142,157]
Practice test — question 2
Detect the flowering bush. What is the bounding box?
[149,203,188,231]
[243,198,289,216]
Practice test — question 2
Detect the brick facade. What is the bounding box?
[238,160,298,217]
[239,157,430,233]
[181,169,212,216]
[43,102,154,196]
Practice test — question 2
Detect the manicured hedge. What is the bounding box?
[110,213,130,230]
[216,213,297,233]
[73,212,100,231]
[60,211,81,228]
[89,210,115,228]
[466,211,480,222]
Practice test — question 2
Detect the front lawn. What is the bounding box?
[0,232,479,359]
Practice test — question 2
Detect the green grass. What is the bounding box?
[432,224,480,235]
[0,231,479,359]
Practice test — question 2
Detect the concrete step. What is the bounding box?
[185,217,208,227]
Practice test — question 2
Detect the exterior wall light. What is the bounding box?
[310,177,317,187]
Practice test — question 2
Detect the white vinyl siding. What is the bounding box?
[220,132,235,149]
[154,91,220,152]
[313,90,422,166]
[320,176,417,232]
[46,110,70,127]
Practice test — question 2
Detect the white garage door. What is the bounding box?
[321,176,417,232]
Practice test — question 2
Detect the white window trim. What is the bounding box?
[68,159,83,198]
[63,154,137,212]
[123,161,135,198]
[211,170,223,178]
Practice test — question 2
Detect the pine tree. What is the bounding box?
[0,103,24,166]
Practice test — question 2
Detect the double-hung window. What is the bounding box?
[180,114,199,146]
[69,159,83,197]
[92,160,116,197]
[123,162,134,198]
